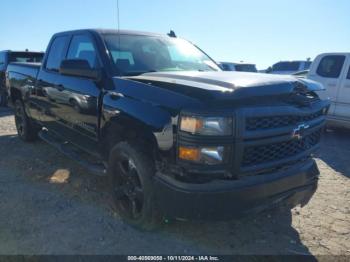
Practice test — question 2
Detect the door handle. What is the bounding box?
[55,84,65,91]
[109,92,124,100]
[328,83,337,88]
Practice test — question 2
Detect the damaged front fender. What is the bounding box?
[298,78,326,92]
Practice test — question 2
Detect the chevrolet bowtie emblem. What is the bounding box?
[292,124,310,140]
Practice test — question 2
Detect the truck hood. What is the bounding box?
[125,71,325,103]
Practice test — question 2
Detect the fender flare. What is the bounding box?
[102,95,175,151]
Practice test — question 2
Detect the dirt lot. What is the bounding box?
[0,107,349,256]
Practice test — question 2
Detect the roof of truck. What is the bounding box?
[0,50,44,54]
[54,29,166,37]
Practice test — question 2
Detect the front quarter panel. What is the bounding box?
[101,77,201,150]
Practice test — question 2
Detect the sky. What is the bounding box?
[1,0,349,69]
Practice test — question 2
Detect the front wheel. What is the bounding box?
[108,142,160,230]
[14,100,39,142]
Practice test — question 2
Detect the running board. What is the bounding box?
[38,130,106,177]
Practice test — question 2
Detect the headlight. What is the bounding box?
[180,116,233,136]
[179,146,227,165]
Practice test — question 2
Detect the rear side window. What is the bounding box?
[67,35,98,68]
[46,36,69,72]
[9,52,43,63]
[316,55,345,78]
[347,66,350,79]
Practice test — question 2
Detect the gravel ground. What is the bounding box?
[0,107,349,256]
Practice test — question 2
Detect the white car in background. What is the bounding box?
[308,53,350,128]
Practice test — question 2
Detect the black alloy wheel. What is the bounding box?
[113,155,144,219]
[14,100,26,137]
[108,142,159,230]
[14,100,39,142]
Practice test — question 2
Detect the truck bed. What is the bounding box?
[6,62,41,80]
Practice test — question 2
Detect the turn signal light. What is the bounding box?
[178,146,226,165]
[179,146,200,162]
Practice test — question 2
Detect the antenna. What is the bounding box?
[117,0,120,32]
[116,0,122,75]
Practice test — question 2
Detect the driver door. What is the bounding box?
[335,55,350,120]
[52,33,101,152]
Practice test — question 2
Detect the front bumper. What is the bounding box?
[154,159,319,221]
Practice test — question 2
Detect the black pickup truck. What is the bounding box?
[0,50,44,106]
[6,29,330,229]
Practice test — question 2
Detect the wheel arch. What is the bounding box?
[100,112,173,160]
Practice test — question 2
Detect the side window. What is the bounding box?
[347,66,350,80]
[316,55,345,78]
[67,35,98,68]
[46,36,69,72]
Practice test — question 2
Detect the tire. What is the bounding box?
[108,141,160,230]
[14,100,39,142]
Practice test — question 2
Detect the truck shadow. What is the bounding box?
[162,207,315,256]
[316,128,350,178]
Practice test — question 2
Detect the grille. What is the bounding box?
[246,110,323,131]
[242,129,321,167]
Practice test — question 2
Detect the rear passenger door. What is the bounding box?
[53,33,101,152]
[335,55,350,120]
[310,55,346,115]
[29,35,70,123]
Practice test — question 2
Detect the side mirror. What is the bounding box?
[59,59,101,80]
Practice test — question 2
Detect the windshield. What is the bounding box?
[272,61,300,72]
[104,34,221,76]
[9,52,44,63]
